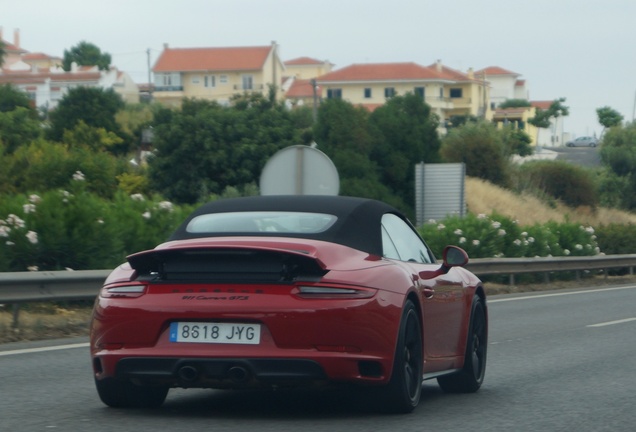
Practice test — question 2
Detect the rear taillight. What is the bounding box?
[294,286,376,299]
[100,284,147,298]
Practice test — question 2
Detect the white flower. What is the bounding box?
[528,237,535,243]
[142,211,151,220]
[564,249,571,255]
[158,201,174,212]
[585,226,595,234]
[427,219,437,224]
[26,231,38,244]
[477,214,487,220]
[513,239,522,246]
[521,232,528,237]
[472,239,480,246]
[575,244,583,250]
[595,247,601,255]
[0,226,10,237]
[498,229,506,236]
[97,218,104,224]
[437,224,446,230]
[454,229,463,236]
[27,266,39,272]
[72,171,85,181]
[29,194,41,204]
[130,193,145,201]
[459,237,466,244]
[7,214,25,228]
[5,241,15,246]
[491,221,501,229]
[23,203,36,214]
[65,267,75,271]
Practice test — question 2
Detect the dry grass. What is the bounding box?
[0,305,92,344]
[465,177,636,226]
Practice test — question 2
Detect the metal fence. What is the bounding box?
[2,254,636,305]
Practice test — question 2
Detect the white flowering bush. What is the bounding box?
[0,184,192,272]
[419,213,599,260]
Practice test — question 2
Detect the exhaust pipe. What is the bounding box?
[227,366,250,383]
[177,365,199,382]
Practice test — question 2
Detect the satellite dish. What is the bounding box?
[260,145,339,195]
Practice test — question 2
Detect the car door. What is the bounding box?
[381,214,465,359]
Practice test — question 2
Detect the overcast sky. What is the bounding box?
[3,0,635,137]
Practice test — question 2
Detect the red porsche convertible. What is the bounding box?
[90,195,487,413]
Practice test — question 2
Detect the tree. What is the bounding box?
[368,93,441,211]
[499,99,532,109]
[0,40,6,67]
[529,98,569,146]
[0,84,37,115]
[62,41,111,71]
[312,99,403,209]
[440,121,510,187]
[148,96,300,204]
[47,87,126,148]
[599,122,636,209]
[0,108,42,153]
[500,125,533,157]
[596,106,624,138]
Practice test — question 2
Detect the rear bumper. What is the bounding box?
[93,353,390,389]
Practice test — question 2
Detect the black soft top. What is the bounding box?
[168,195,410,256]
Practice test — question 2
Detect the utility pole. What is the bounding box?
[147,48,152,101]
[311,79,318,123]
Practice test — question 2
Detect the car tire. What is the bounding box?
[379,300,423,413]
[437,295,487,393]
[95,377,169,408]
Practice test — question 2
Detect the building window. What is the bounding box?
[439,88,444,99]
[450,88,463,98]
[205,75,216,88]
[220,75,228,84]
[414,87,425,99]
[384,87,395,98]
[242,75,253,90]
[364,88,372,98]
[162,74,172,86]
[327,88,342,99]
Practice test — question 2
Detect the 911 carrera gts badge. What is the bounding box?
[181,295,250,301]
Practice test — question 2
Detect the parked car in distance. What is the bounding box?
[90,195,487,414]
[566,136,598,147]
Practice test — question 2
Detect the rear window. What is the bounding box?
[186,211,338,234]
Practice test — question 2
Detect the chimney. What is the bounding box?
[14,28,20,49]
[467,67,474,79]
[163,43,169,50]
[0,27,3,43]
[436,59,442,73]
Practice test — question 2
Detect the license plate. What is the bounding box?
[169,322,261,344]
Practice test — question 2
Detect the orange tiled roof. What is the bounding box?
[22,52,61,61]
[153,46,273,73]
[531,100,552,110]
[284,57,325,66]
[286,79,322,98]
[0,70,101,85]
[475,66,519,76]
[316,62,448,82]
[427,63,475,81]
[515,79,526,86]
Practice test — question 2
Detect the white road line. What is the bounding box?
[0,342,89,357]
[587,318,636,328]
[489,284,636,303]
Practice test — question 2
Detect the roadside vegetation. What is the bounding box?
[1,81,636,343]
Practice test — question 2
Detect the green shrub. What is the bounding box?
[515,160,598,208]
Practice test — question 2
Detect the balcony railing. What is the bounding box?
[154,85,184,92]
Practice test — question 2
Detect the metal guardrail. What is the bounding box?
[1,254,636,305]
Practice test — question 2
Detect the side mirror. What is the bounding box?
[442,245,469,267]
[418,245,469,280]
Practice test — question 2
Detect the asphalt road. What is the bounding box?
[549,146,602,168]
[2,284,636,431]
